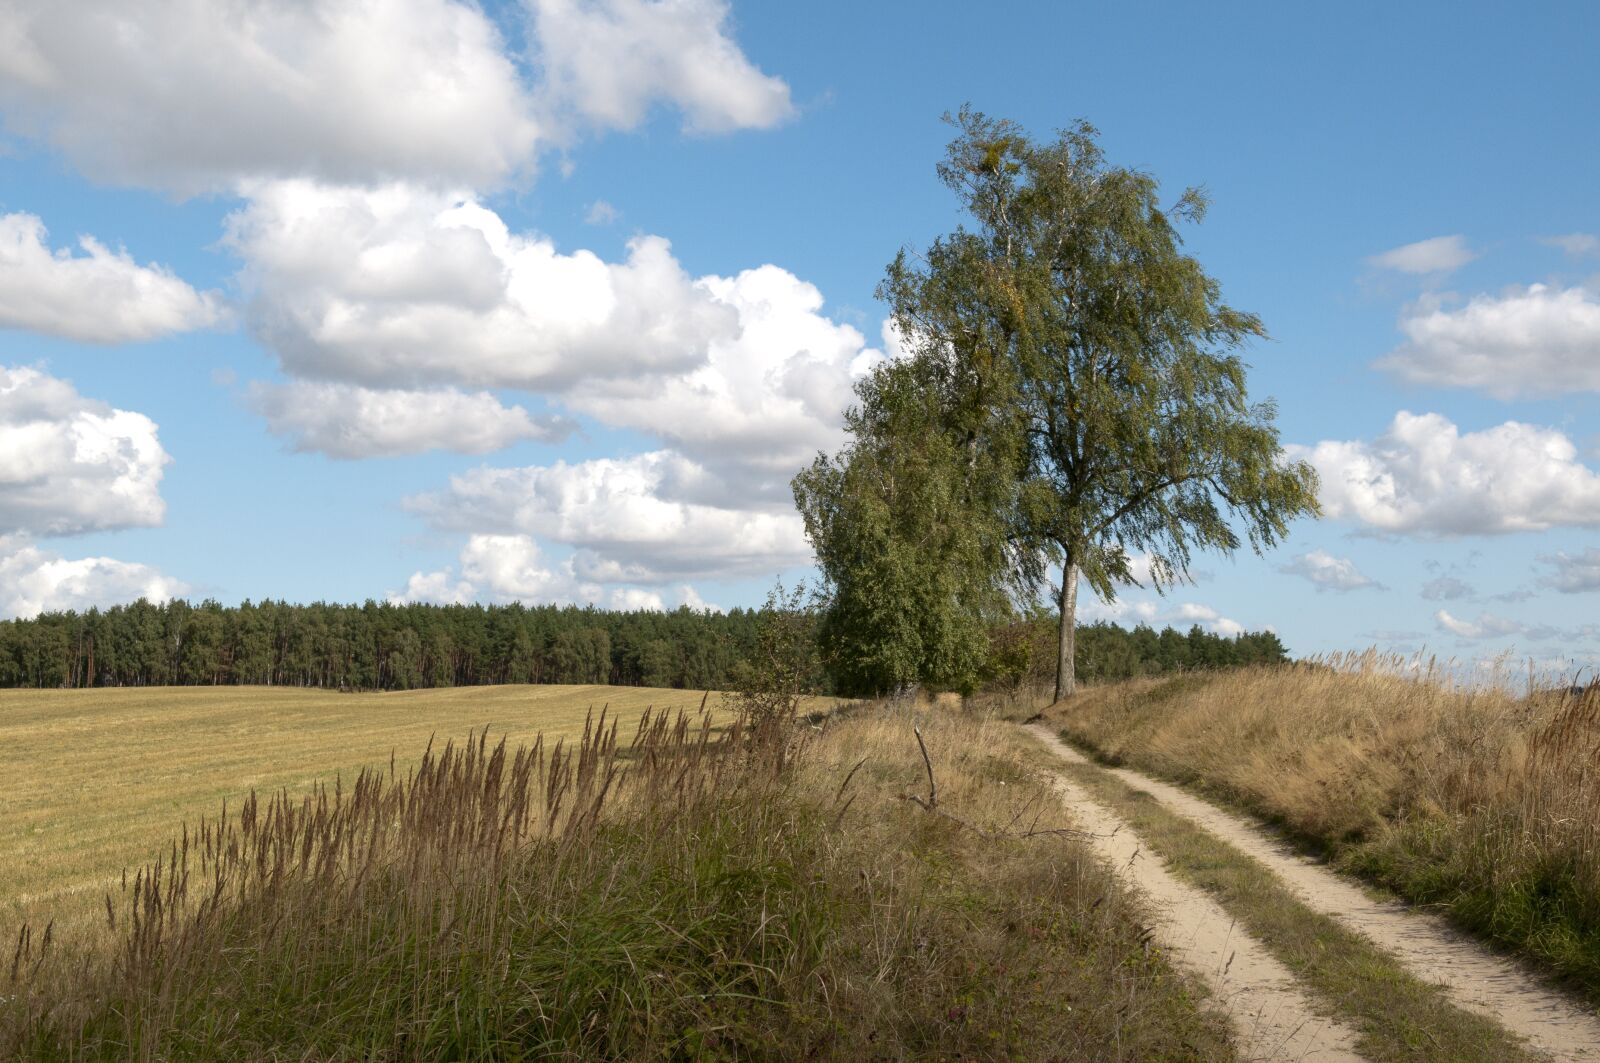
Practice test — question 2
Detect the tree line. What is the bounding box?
[0,599,763,691]
[0,597,1286,692]
[987,616,1289,689]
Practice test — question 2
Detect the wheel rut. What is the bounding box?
[1030,725,1600,1062]
[1029,730,1365,1061]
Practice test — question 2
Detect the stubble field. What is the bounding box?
[0,684,758,921]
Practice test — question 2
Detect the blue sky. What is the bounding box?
[0,0,1596,671]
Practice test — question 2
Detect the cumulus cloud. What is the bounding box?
[1292,411,1600,536]
[1542,233,1600,258]
[1077,590,1246,638]
[0,0,794,194]
[0,0,540,193]
[390,532,715,612]
[404,452,812,582]
[1368,235,1477,275]
[0,538,187,619]
[229,181,881,494]
[1434,609,1558,641]
[530,0,793,136]
[1376,285,1600,397]
[225,181,738,391]
[1539,548,1600,594]
[0,212,223,342]
[0,365,169,536]
[248,380,572,459]
[564,263,882,501]
[1278,549,1383,592]
[1421,575,1475,600]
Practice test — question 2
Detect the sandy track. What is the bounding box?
[1029,730,1364,1061]
[1034,727,1600,1062]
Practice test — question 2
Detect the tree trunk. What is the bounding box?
[1054,561,1080,702]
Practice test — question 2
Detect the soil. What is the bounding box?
[1030,728,1365,1061]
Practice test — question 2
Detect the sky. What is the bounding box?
[0,0,1597,672]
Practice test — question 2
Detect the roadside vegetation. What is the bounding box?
[3,697,1232,1060]
[1055,753,1538,1061]
[1052,656,1600,1000]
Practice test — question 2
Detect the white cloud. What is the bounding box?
[389,568,478,607]
[405,452,812,582]
[0,0,796,194]
[1539,548,1600,594]
[0,538,187,619]
[1169,602,1246,638]
[0,212,222,342]
[1291,411,1600,536]
[229,181,881,500]
[530,0,793,137]
[390,532,704,612]
[248,380,571,459]
[1077,590,1246,638]
[0,0,540,193]
[1278,549,1383,592]
[1542,233,1600,258]
[584,199,620,225]
[1434,608,1558,642]
[1421,575,1475,601]
[1368,235,1477,275]
[564,263,882,501]
[226,181,738,391]
[0,365,169,536]
[1376,284,1600,397]
[676,584,720,612]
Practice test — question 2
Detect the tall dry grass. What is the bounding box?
[4,697,1232,1060]
[1051,655,1600,996]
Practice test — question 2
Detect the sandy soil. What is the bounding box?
[1034,727,1600,1062]
[1028,728,1365,1061]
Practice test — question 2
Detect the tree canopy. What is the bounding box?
[799,108,1318,698]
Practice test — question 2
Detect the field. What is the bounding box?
[0,684,764,920]
[2,693,1230,1059]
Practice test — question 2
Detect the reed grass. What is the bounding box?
[3,697,1233,1060]
[0,683,848,926]
[1051,655,1600,999]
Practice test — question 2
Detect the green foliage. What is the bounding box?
[729,583,826,735]
[844,106,1320,698]
[794,300,1020,699]
[987,617,1289,688]
[0,599,776,692]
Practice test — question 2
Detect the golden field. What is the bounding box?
[0,684,759,919]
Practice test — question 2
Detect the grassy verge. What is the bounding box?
[1056,751,1539,1062]
[2,702,1233,1060]
[1052,665,1600,1001]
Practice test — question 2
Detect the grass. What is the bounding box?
[0,684,824,925]
[3,696,1235,1060]
[1051,657,1600,1001]
[1057,753,1539,1062]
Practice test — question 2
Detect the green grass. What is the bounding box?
[1058,747,1539,1063]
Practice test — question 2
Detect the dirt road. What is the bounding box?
[1028,725,1600,1062]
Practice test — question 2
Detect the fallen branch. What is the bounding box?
[914,725,936,809]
